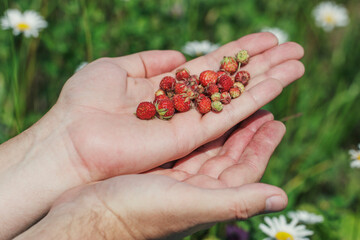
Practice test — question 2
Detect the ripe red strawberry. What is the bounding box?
[206,83,219,96]
[160,76,176,91]
[218,75,234,92]
[220,56,238,75]
[153,94,169,104]
[199,70,218,87]
[229,87,241,99]
[136,102,156,120]
[234,71,250,86]
[155,99,175,120]
[196,95,212,114]
[220,92,231,104]
[173,94,191,112]
[216,70,226,78]
[235,50,249,65]
[174,82,188,94]
[186,75,200,91]
[175,68,190,81]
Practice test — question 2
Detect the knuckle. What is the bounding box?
[231,197,250,220]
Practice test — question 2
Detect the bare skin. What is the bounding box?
[0,32,304,239]
[16,110,288,240]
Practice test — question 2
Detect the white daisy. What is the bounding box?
[75,61,88,72]
[1,9,47,38]
[288,210,324,224]
[312,2,349,32]
[182,40,220,57]
[259,215,313,240]
[349,143,360,168]
[261,27,289,44]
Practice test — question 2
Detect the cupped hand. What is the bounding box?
[16,110,288,240]
[50,32,304,181]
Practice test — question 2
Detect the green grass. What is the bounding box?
[1,0,359,239]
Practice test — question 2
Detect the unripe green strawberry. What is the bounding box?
[220,56,238,75]
[229,87,241,99]
[235,50,249,65]
[211,101,223,112]
[211,92,221,101]
[233,82,245,93]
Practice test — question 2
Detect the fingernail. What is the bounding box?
[265,195,286,212]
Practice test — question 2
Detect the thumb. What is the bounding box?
[182,183,288,223]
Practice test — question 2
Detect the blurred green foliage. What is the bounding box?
[0,0,359,239]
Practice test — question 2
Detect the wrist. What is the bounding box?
[0,104,89,239]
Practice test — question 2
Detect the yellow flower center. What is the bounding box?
[16,22,30,31]
[324,14,335,24]
[357,154,360,161]
[275,231,294,240]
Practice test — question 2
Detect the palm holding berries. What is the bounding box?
[53,32,304,182]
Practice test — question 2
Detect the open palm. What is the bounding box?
[55,32,304,181]
[17,110,288,240]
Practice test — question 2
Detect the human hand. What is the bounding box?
[15,110,288,240]
[54,32,304,181]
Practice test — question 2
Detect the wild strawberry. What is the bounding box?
[234,71,250,86]
[229,87,241,99]
[196,95,212,114]
[206,83,219,96]
[160,76,176,91]
[211,92,221,101]
[166,91,175,99]
[216,70,227,78]
[155,99,175,120]
[220,56,238,75]
[174,82,188,94]
[196,85,205,94]
[199,70,218,87]
[235,50,249,65]
[175,68,190,81]
[218,75,234,92]
[173,94,191,112]
[211,101,223,112]
[186,89,198,100]
[136,102,156,120]
[233,82,245,93]
[220,92,231,104]
[153,94,169,104]
[155,89,166,97]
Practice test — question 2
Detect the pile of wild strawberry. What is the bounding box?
[136,50,250,120]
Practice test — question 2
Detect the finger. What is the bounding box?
[240,42,304,79]
[197,110,274,177]
[247,60,305,89]
[218,121,286,187]
[178,183,287,224]
[149,32,279,85]
[109,50,186,78]
[172,125,238,175]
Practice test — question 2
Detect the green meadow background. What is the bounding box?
[1,0,359,239]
